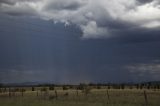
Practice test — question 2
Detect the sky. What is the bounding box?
[0,0,160,84]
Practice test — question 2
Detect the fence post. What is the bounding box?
[144,90,148,106]
[55,90,58,100]
[21,89,23,97]
[37,91,39,97]
[76,89,79,96]
[9,88,11,98]
[107,90,110,103]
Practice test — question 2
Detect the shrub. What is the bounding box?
[49,86,54,90]
[82,86,91,95]
[32,87,35,91]
[97,86,101,89]
[41,87,47,92]
[62,85,68,90]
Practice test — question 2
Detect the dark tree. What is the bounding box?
[32,87,35,91]
[107,85,110,89]
[63,85,68,90]
[49,86,55,90]
[121,84,125,89]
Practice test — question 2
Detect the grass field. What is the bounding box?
[0,88,160,106]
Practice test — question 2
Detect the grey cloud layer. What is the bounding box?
[1,14,160,83]
[0,0,160,38]
[125,62,160,81]
[44,0,86,11]
[137,0,154,4]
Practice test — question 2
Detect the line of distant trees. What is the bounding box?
[0,81,160,91]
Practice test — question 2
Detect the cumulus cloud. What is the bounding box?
[0,0,160,38]
[81,21,110,38]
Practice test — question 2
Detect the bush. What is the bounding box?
[32,87,35,91]
[21,88,26,92]
[82,86,91,95]
[97,86,101,89]
[77,84,86,90]
[49,86,54,90]
[41,87,47,92]
[63,85,68,90]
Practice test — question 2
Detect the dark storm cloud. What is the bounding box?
[0,0,15,5]
[1,8,38,16]
[0,0,160,83]
[1,15,160,83]
[137,0,154,4]
[0,0,39,5]
[44,0,86,11]
[0,0,39,16]
[0,0,160,38]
